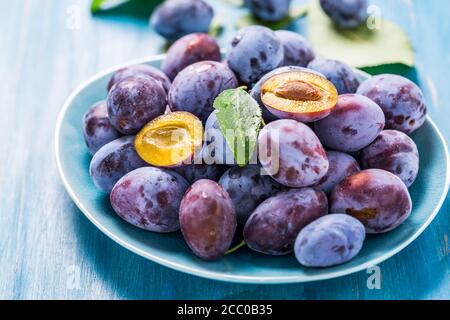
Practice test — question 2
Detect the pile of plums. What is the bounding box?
[149,0,370,44]
[82,5,426,268]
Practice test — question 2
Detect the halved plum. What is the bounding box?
[135,111,203,167]
[261,70,338,123]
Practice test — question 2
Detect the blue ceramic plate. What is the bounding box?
[55,55,450,284]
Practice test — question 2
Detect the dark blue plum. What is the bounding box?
[245,0,291,22]
[218,165,281,224]
[360,130,419,187]
[90,136,147,193]
[110,167,189,232]
[168,61,238,123]
[107,75,167,134]
[150,0,214,41]
[330,169,412,234]
[320,0,368,29]
[180,179,237,260]
[162,33,221,81]
[226,26,284,86]
[357,74,427,134]
[174,163,227,184]
[295,214,366,267]
[307,58,360,94]
[275,30,315,67]
[107,64,171,93]
[313,151,360,194]
[258,119,329,188]
[244,188,328,255]
[82,100,121,155]
[314,94,385,152]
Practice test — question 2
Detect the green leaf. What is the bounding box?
[308,0,414,68]
[91,0,128,12]
[208,17,224,38]
[213,88,262,167]
[236,4,309,30]
[91,0,164,18]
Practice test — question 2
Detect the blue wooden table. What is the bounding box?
[0,0,448,299]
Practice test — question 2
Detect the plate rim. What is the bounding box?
[55,55,450,284]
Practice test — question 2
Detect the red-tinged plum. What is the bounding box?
[314,94,385,152]
[174,164,227,184]
[107,64,171,93]
[245,0,291,22]
[150,0,214,41]
[357,74,427,134]
[275,30,315,67]
[89,136,147,193]
[320,0,368,29]
[244,188,328,255]
[295,214,365,267]
[313,151,361,194]
[330,169,412,234]
[82,100,121,155]
[307,58,360,94]
[180,179,237,261]
[218,165,282,224]
[361,130,419,187]
[107,75,167,134]
[162,33,221,81]
[169,61,238,123]
[110,167,189,232]
[226,26,284,86]
[258,119,329,188]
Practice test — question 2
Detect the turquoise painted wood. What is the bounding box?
[0,0,448,299]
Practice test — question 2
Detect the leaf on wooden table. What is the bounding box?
[213,88,262,167]
[236,4,309,30]
[91,0,164,18]
[308,0,414,68]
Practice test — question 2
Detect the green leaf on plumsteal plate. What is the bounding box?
[308,0,414,68]
[91,0,164,18]
[236,4,309,30]
[213,88,262,167]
